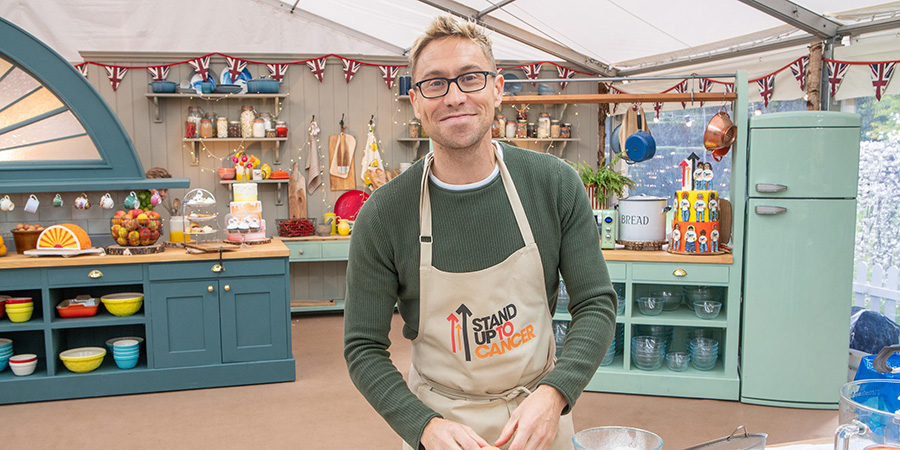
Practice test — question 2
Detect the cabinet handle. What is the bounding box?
[211,264,225,273]
[298,249,304,255]
[208,286,214,292]
[224,285,230,291]
[756,183,787,193]
[88,270,103,279]
[673,268,687,277]
[755,206,787,215]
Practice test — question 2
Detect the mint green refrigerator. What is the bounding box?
[741,111,861,408]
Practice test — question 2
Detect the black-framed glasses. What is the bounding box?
[414,71,497,99]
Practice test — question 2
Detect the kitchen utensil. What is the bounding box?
[610,124,622,154]
[74,193,90,210]
[616,194,670,242]
[56,298,99,318]
[124,191,138,209]
[836,380,900,450]
[53,193,63,207]
[328,116,357,191]
[100,193,114,209]
[289,162,308,219]
[637,297,664,316]
[24,194,39,213]
[573,426,663,450]
[246,78,281,94]
[148,81,177,93]
[0,195,14,211]
[334,190,369,221]
[619,104,649,158]
[694,300,722,319]
[704,108,737,153]
[100,293,144,316]
[625,130,657,163]
[323,213,338,235]
[684,426,767,449]
[59,347,106,373]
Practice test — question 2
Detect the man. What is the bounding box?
[344,16,616,450]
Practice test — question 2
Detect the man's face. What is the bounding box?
[409,37,503,151]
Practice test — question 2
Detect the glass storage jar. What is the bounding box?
[493,114,506,138]
[252,118,266,138]
[228,121,240,138]
[527,123,536,138]
[537,112,551,138]
[204,112,218,137]
[515,119,527,138]
[275,121,288,138]
[560,123,572,139]
[185,106,203,138]
[216,117,228,138]
[240,106,256,138]
[408,119,421,139]
[258,112,273,130]
[505,121,516,139]
[199,118,213,139]
[550,119,561,138]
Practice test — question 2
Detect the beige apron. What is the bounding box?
[403,149,574,450]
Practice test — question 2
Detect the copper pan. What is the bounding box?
[703,109,736,152]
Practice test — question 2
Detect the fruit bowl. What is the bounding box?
[110,208,163,246]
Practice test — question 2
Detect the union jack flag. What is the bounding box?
[826,61,850,98]
[557,66,576,90]
[341,58,361,83]
[267,63,288,82]
[104,66,128,91]
[306,57,327,83]
[496,67,503,74]
[189,56,211,81]
[869,62,896,101]
[698,78,712,107]
[674,80,689,109]
[724,83,734,94]
[226,57,247,82]
[522,63,541,86]
[790,56,809,92]
[147,66,169,82]
[76,63,88,78]
[378,65,399,90]
[756,74,775,107]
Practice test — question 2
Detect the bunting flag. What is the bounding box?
[724,83,734,94]
[267,63,288,82]
[105,66,128,91]
[522,63,541,86]
[557,66,576,90]
[306,57,327,83]
[379,65,399,89]
[225,57,247,81]
[340,58,361,83]
[147,66,169,82]
[496,67,503,74]
[790,56,809,92]
[698,78,712,107]
[674,80,689,109]
[826,61,851,98]
[756,74,775,107]
[76,63,88,78]
[869,62,896,101]
[653,102,662,119]
[188,56,211,81]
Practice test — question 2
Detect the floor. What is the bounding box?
[2,313,838,449]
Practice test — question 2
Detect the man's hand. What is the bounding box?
[494,385,567,450]
[421,417,491,450]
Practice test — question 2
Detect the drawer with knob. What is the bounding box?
[631,262,729,284]
[148,258,285,281]
[48,265,143,286]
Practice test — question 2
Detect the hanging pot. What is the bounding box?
[704,108,736,161]
[610,124,622,154]
[625,130,656,163]
[616,194,670,242]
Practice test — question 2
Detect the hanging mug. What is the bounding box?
[100,193,115,209]
[150,190,161,207]
[0,195,14,212]
[53,193,64,207]
[24,194,40,213]
[124,191,138,209]
[74,193,90,210]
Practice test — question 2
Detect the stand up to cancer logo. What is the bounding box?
[447,303,536,361]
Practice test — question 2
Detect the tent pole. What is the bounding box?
[806,41,823,111]
[598,82,609,168]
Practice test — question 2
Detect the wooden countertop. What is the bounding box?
[602,249,733,264]
[275,236,351,242]
[0,240,289,269]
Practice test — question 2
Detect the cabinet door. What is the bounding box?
[150,280,222,368]
[741,198,855,405]
[219,276,289,362]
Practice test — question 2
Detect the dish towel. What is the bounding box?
[306,118,323,194]
[360,126,384,184]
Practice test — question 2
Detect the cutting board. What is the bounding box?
[289,162,308,219]
[329,135,356,191]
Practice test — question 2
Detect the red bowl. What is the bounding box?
[219,168,236,180]
[6,297,33,305]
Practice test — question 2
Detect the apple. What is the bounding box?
[147,211,160,220]
[116,237,128,246]
[111,224,122,237]
[149,230,160,241]
[118,226,128,238]
[136,213,149,227]
[112,210,126,226]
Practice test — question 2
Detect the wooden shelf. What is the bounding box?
[502,92,737,105]
[145,92,287,122]
[396,137,429,142]
[219,179,289,206]
[184,138,287,166]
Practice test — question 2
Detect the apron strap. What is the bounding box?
[419,145,536,269]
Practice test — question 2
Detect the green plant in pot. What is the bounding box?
[571,153,634,209]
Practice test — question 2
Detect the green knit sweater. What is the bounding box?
[343,143,617,447]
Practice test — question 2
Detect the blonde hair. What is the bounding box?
[409,15,495,82]
[145,167,171,179]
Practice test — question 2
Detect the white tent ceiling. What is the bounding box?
[1,0,897,74]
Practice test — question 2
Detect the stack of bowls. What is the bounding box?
[614,324,624,356]
[694,300,722,319]
[683,286,720,309]
[684,327,715,349]
[666,352,691,372]
[9,354,37,376]
[637,297,665,316]
[653,289,683,311]
[0,338,12,372]
[5,297,34,322]
[689,337,719,370]
[112,339,140,369]
[0,295,8,319]
[600,340,616,366]
[616,295,626,315]
[59,347,106,373]
[631,336,666,370]
[636,325,674,349]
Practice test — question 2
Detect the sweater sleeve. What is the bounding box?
[343,196,440,448]
[537,160,618,413]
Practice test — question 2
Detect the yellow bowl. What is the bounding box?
[59,347,106,373]
[6,304,34,312]
[100,293,144,317]
[7,309,33,322]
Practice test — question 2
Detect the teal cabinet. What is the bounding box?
[282,239,351,313]
[150,280,222,369]
[220,276,288,363]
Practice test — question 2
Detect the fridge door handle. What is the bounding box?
[756,183,787,193]
[755,205,787,215]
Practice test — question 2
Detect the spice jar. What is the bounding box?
[240,106,256,138]
[266,129,276,138]
[252,118,266,138]
[275,121,288,138]
[560,123,572,139]
[494,114,506,138]
[199,118,213,139]
[515,119,527,138]
[228,121,241,138]
[185,106,203,138]
[204,112,218,137]
[527,123,536,138]
[258,112,273,130]
[505,121,516,139]
[491,117,502,138]
[217,117,228,139]
[408,119,421,139]
[537,112,551,139]
[550,119,560,138]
